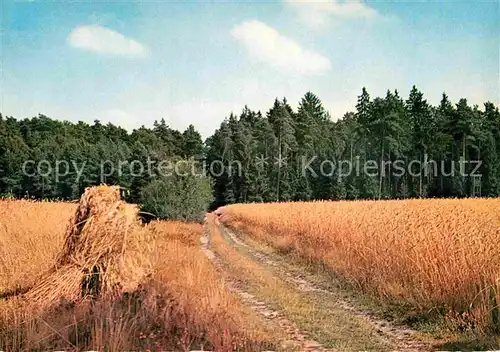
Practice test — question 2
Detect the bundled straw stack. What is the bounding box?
[25,185,154,310]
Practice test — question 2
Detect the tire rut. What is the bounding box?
[220,223,434,352]
[201,220,336,352]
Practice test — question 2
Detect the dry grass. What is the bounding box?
[217,198,500,336]
[24,186,154,311]
[0,199,76,293]
[147,220,273,351]
[206,214,388,351]
[0,186,271,351]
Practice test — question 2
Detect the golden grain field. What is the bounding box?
[0,189,270,351]
[0,199,76,293]
[218,198,500,334]
[4,192,499,349]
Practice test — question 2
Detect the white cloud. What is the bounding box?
[68,25,149,58]
[285,0,378,29]
[231,20,331,75]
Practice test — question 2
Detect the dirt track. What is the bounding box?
[202,214,434,352]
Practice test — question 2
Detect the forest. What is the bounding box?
[1,86,499,218]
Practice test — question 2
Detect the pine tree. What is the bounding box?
[406,85,433,197]
[182,124,203,159]
[267,100,297,201]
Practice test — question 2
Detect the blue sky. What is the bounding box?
[1,0,499,137]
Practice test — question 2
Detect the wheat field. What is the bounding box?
[0,189,271,351]
[218,198,500,335]
[0,199,76,293]
[3,192,500,349]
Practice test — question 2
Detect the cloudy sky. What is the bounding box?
[1,0,498,137]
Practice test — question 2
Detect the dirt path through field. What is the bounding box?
[202,214,435,351]
[202,217,332,351]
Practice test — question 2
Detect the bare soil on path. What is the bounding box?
[202,214,436,352]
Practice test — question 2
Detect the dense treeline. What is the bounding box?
[0,115,211,220]
[207,87,500,207]
[1,86,499,216]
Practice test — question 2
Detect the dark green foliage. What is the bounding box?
[1,87,499,211]
[0,114,210,220]
[206,89,500,205]
[140,162,213,222]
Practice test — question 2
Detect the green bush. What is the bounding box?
[140,164,213,222]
